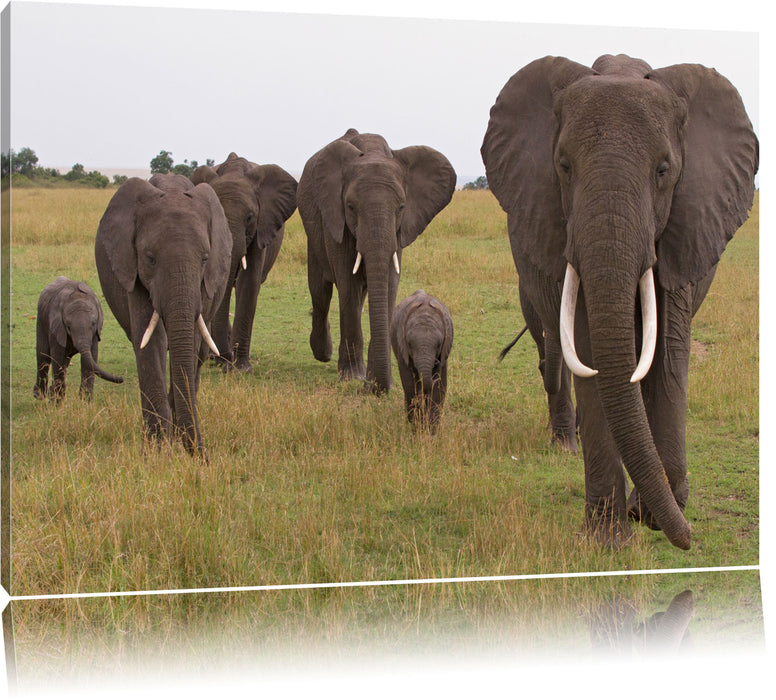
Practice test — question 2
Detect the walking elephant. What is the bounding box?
[33,276,123,401]
[298,129,456,393]
[481,54,758,549]
[190,153,297,371]
[390,290,453,430]
[95,174,232,456]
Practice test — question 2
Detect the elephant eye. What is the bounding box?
[558,156,571,175]
[346,202,356,213]
[201,254,209,266]
[657,161,670,177]
[146,252,156,266]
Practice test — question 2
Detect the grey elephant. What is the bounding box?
[33,276,124,401]
[390,290,453,429]
[190,153,298,372]
[481,54,758,549]
[298,129,456,393]
[95,173,232,456]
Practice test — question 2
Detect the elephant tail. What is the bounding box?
[498,325,529,362]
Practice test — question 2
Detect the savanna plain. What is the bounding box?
[5,186,760,673]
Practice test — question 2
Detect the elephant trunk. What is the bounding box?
[575,243,691,550]
[364,254,394,394]
[415,352,437,395]
[79,346,124,384]
[164,295,202,454]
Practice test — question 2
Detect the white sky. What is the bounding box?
[6,0,761,180]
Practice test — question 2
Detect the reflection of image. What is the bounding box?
[590,590,695,657]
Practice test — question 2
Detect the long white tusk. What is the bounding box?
[197,314,220,356]
[352,251,362,275]
[393,251,400,275]
[140,310,160,349]
[560,263,598,378]
[241,255,247,270]
[630,267,658,383]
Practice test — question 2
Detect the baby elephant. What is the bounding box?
[34,276,123,401]
[390,290,453,429]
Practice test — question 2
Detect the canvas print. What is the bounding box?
[0,0,762,692]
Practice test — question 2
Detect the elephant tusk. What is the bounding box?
[393,251,401,275]
[241,255,247,270]
[197,314,220,356]
[140,310,160,349]
[631,267,658,383]
[352,251,362,275]
[560,263,598,378]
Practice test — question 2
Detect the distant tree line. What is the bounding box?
[149,150,214,178]
[1,147,111,188]
[463,175,489,190]
[1,147,216,190]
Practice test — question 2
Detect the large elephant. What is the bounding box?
[95,174,232,456]
[481,54,758,549]
[298,129,456,393]
[190,153,297,371]
[33,276,123,401]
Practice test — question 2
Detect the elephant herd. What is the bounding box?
[33,54,758,551]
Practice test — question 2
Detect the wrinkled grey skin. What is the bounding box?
[390,290,453,430]
[482,54,758,549]
[33,276,124,401]
[95,174,232,457]
[190,153,297,372]
[298,129,456,394]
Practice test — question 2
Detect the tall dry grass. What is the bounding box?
[7,187,759,636]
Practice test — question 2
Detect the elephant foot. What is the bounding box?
[310,328,333,363]
[33,384,46,400]
[232,357,253,372]
[550,428,577,453]
[627,490,662,531]
[582,515,635,549]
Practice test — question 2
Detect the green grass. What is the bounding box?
[7,187,759,648]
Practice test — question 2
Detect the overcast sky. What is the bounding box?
[6,0,760,181]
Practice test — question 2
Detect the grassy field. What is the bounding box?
[6,186,759,655]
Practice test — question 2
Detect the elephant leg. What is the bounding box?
[49,345,70,402]
[231,248,265,372]
[211,284,234,370]
[130,295,172,444]
[629,285,694,528]
[396,356,418,422]
[520,274,576,451]
[574,295,632,545]
[34,330,51,399]
[79,338,98,399]
[308,251,334,363]
[337,282,366,381]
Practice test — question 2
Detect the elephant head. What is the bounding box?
[481,55,758,549]
[299,129,456,393]
[95,175,232,455]
[190,153,297,369]
[391,289,454,428]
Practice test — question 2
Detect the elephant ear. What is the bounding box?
[647,64,759,290]
[481,56,596,282]
[96,177,161,293]
[193,182,232,302]
[430,298,454,362]
[246,164,298,249]
[49,285,69,347]
[307,138,364,244]
[190,165,218,185]
[392,146,456,248]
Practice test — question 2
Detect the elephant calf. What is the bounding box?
[34,276,123,401]
[390,290,453,429]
